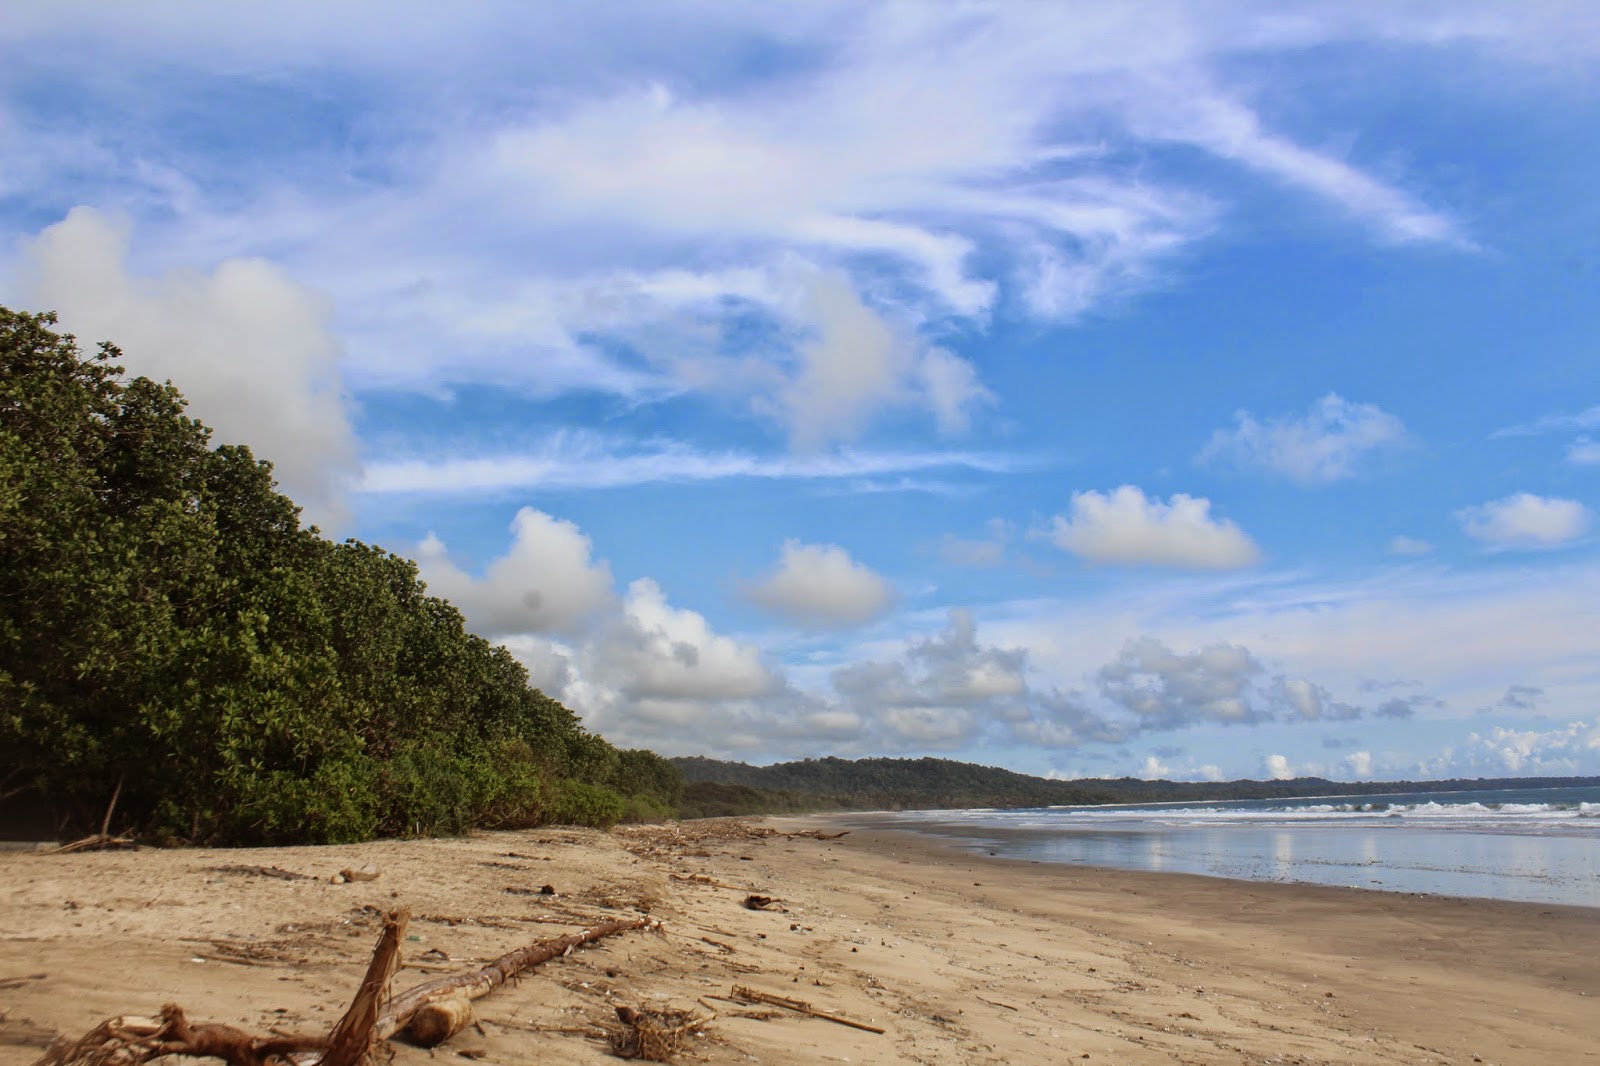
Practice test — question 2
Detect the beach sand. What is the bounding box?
[2,816,1596,1065]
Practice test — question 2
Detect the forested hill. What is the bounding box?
[0,308,681,844]
[673,755,1600,816]
[672,756,1119,815]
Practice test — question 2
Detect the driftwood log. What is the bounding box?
[376,916,655,1039]
[33,911,658,1066]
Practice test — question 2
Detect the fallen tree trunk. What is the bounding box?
[33,912,658,1066]
[376,916,657,1039]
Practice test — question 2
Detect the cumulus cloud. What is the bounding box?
[1268,676,1363,722]
[593,579,775,703]
[1198,394,1407,484]
[1139,754,1172,779]
[1343,750,1374,778]
[745,540,895,628]
[1457,493,1591,549]
[415,508,614,637]
[1047,486,1260,569]
[1264,754,1294,780]
[832,609,1031,749]
[1098,637,1265,729]
[1420,720,1600,777]
[16,207,357,528]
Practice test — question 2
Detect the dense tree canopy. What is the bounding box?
[0,307,680,843]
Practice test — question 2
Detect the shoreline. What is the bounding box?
[3,817,1597,1064]
[825,809,1600,909]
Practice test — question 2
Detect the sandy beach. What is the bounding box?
[2,816,1597,1065]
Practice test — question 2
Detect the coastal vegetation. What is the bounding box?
[0,307,681,845]
[674,755,1600,813]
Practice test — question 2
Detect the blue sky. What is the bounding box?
[4,2,1599,782]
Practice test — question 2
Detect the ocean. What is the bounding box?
[871,784,1600,908]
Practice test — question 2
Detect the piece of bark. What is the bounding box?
[403,994,474,1048]
[319,908,407,1066]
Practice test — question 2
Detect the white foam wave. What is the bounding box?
[905,795,1600,831]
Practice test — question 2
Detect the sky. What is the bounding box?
[3,1,1599,783]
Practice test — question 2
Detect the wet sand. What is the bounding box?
[2,817,1596,1064]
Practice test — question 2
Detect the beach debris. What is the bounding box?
[976,997,1018,1012]
[373,916,658,1041]
[31,912,405,1066]
[51,777,136,854]
[728,985,885,1035]
[33,910,660,1066]
[208,865,312,882]
[0,973,48,990]
[339,864,381,883]
[400,993,474,1048]
[741,895,780,911]
[609,1005,711,1061]
[51,834,137,854]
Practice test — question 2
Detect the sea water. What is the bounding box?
[876,785,1600,907]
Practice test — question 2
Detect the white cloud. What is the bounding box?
[1567,437,1600,466]
[596,579,774,703]
[983,558,1600,757]
[1264,754,1294,780]
[415,508,614,637]
[5,1,1535,445]
[1389,535,1433,556]
[770,272,991,449]
[1139,755,1172,779]
[1048,486,1260,569]
[1457,493,1591,549]
[937,519,1010,568]
[1198,393,1408,484]
[746,540,895,628]
[1128,90,1461,245]
[359,435,1025,496]
[833,609,1032,750]
[15,207,357,528]
[1268,676,1362,722]
[1098,637,1265,729]
[1491,404,1600,438]
[1421,721,1600,777]
[1343,751,1374,779]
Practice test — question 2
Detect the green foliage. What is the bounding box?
[0,307,680,842]
[677,781,821,820]
[675,755,1600,815]
[543,779,627,830]
[672,755,1118,812]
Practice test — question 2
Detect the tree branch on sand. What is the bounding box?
[33,909,659,1066]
